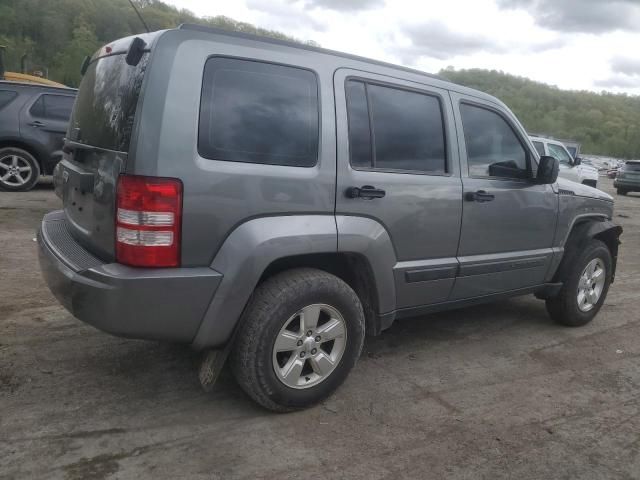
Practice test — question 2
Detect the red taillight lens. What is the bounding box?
[116,175,182,267]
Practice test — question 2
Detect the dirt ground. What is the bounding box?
[1,178,639,480]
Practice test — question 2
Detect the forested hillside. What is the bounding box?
[0,0,308,87]
[1,1,638,158]
[440,68,640,159]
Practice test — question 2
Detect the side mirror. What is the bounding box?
[573,156,582,166]
[537,156,559,184]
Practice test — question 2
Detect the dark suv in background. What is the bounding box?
[0,81,76,191]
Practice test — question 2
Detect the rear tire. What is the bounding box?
[230,268,365,412]
[0,147,40,192]
[546,239,612,327]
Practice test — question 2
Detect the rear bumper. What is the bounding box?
[38,211,222,343]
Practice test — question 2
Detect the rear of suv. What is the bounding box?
[0,81,76,191]
[39,26,622,412]
[614,160,640,195]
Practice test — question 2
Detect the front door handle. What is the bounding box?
[28,120,45,128]
[465,190,495,202]
[346,185,386,199]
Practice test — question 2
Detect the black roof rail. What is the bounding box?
[178,23,446,83]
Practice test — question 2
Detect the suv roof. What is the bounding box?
[0,80,76,93]
[176,24,500,107]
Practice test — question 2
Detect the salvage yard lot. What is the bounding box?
[1,179,640,479]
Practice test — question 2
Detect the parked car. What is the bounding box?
[38,26,622,412]
[607,168,620,179]
[613,160,640,195]
[0,81,76,191]
[530,135,599,188]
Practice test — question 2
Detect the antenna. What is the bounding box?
[128,0,150,33]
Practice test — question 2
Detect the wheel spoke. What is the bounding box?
[0,162,9,171]
[300,304,321,331]
[18,166,31,173]
[280,357,304,384]
[309,352,334,376]
[317,318,346,341]
[14,174,25,185]
[577,289,586,306]
[1,172,12,181]
[274,330,300,352]
[591,268,603,281]
[588,289,599,304]
[11,155,18,167]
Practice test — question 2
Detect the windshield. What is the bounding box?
[68,53,148,151]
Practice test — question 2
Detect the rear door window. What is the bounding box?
[345,79,447,174]
[199,58,319,167]
[30,94,75,120]
[0,90,17,110]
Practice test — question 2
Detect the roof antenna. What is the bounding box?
[128,0,150,33]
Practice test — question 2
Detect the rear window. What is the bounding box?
[532,141,545,157]
[198,57,319,167]
[69,53,148,151]
[0,90,17,110]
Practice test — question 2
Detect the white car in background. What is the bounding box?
[530,136,599,188]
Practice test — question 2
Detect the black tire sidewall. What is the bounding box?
[555,241,612,326]
[0,148,40,192]
[249,272,364,410]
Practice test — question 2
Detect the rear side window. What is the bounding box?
[199,58,319,167]
[461,103,528,179]
[30,94,75,120]
[345,79,447,174]
[0,90,17,110]
[532,141,545,157]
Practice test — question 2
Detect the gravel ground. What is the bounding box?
[1,178,639,480]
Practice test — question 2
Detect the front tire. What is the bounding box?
[546,239,612,327]
[0,147,40,192]
[230,268,365,412]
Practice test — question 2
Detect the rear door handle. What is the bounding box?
[346,185,386,199]
[28,121,45,128]
[465,190,495,202]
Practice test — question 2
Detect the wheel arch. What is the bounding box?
[553,217,622,284]
[192,215,395,350]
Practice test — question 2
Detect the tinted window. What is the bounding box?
[624,162,640,172]
[0,90,17,109]
[532,141,545,156]
[345,81,372,168]
[30,94,74,120]
[565,146,577,158]
[461,103,528,179]
[70,53,148,151]
[345,81,446,174]
[199,58,319,167]
[547,143,572,165]
[44,95,74,120]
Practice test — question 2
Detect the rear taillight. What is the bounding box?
[116,175,182,267]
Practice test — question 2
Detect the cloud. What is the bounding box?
[392,20,564,62]
[594,74,640,89]
[298,0,384,11]
[394,21,506,61]
[246,0,328,31]
[497,0,640,33]
[611,56,640,76]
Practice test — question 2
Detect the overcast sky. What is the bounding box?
[164,0,640,95]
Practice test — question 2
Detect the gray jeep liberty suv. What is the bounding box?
[38,25,622,412]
